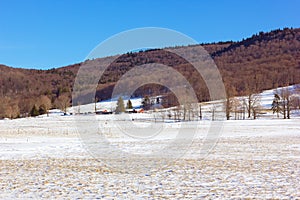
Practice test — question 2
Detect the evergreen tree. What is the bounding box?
[156,97,160,104]
[126,99,133,109]
[271,94,281,118]
[115,97,125,114]
[142,96,150,110]
[39,105,47,115]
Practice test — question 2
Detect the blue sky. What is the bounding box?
[0,0,299,69]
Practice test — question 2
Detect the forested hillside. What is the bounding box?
[0,27,299,118]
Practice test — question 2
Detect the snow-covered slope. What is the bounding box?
[64,84,300,119]
[68,97,143,114]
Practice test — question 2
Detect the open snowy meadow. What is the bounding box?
[0,112,299,199]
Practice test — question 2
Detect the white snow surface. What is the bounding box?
[0,115,299,199]
[0,113,299,160]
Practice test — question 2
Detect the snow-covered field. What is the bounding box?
[0,113,299,199]
[0,85,300,198]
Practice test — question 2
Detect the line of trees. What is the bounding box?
[136,85,300,122]
[2,85,299,120]
[0,93,71,119]
[271,86,300,119]
[225,85,300,120]
[224,94,261,120]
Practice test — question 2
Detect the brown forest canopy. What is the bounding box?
[0,27,300,117]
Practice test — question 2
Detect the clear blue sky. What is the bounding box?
[0,0,299,69]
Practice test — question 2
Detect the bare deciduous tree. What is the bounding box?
[39,95,52,116]
[199,103,202,120]
[209,104,217,121]
[224,85,237,120]
[0,97,20,119]
[290,85,300,113]
[231,98,242,120]
[4,106,13,119]
[174,106,181,121]
[55,94,70,113]
[243,93,261,119]
[290,95,300,111]
[19,98,35,117]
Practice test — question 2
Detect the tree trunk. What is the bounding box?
[226,98,230,120]
[287,98,290,119]
[212,108,215,121]
[283,101,286,119]
[199,104,202,120]
[183,106,186,121]
[253,109,257,119]
[248,96,251,118]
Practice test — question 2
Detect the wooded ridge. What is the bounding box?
[0,27,299,118]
